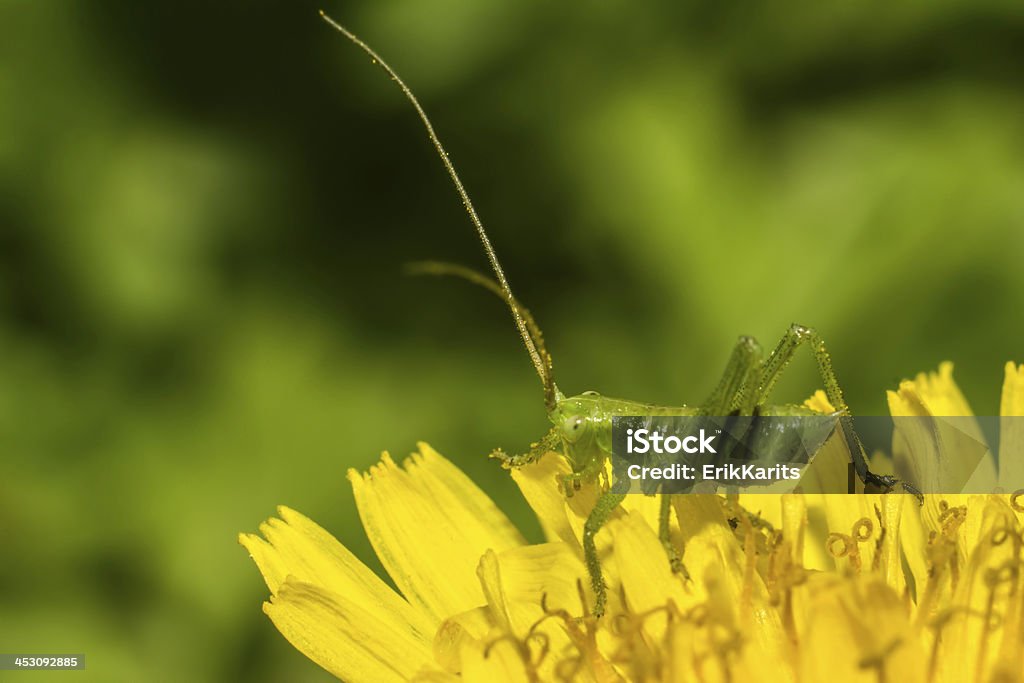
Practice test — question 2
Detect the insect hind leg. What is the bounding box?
[649,336,763,587]
[757,324,909,495]
[702,335,764,414]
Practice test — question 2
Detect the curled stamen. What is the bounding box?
[976,557,1016,682]
[483,632,546,682]
[483,597,563,678]
[827,533,855,559]
[983,560,1019,589]
[611,612,633,635]
[482,634,519,659]
[538,582,622,683]
[483,634,524,659]
[928,605,1003,636]
[827,518,873,571]
[533,593,573,633]
[611,603,675,641]
[526,631,551,669]
[853,517,874,542]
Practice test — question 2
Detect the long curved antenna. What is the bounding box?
[320,11,558,409]
[405,261,557,404]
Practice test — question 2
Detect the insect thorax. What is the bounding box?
[552,391,699,476]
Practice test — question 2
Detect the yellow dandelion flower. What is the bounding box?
[241,364,1024,682]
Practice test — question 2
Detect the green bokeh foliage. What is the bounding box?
[1,1,1022,679]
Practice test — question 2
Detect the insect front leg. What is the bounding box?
[490,448,536,468]
[489,426,561,470]
[559,453,608,498]
[757,324,919,496]
[560,471,585,497]
[583,490,625,618]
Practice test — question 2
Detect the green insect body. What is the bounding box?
[321,13,918,618]
[547,391,828,495]
[509,328,906,616]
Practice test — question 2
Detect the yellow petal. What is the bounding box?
[932,496,1018,682]
[412,443,526,545]
[481,544,587,629]
[619,493,667,537]
[906,362,975,417]
[477,550,513,633]
[998,362,1024,491]
[797,576,924,683]
[780,493,832,573]
[433,607,493,675]
[608,511,694,651]
[1002,362,1024,416]
[664,618,701,683]
[411,672,462,683]
[349,444,526,623]
[895,495,928,605]
[264,579,434,683]
[993,537,1024,680]
[875,494,906,594]
[459,639,531,683]
[239,506,435,643]
[475,544,585,681]
[510,452,579,547]
[673,495,793,681]
[781,494,806,566]
[888,363,996,493]
[804,390,836,414]
[608,512,691,618]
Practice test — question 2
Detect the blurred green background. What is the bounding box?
[2,0,1023,680]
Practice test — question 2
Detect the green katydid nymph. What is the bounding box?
[320,12,919,618]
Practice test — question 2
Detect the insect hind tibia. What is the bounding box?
[320,12,555,409]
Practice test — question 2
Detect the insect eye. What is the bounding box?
[562,415,587,442]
